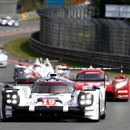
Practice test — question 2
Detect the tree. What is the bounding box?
[121,0,130,5]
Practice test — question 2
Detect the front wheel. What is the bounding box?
[1,99,6,121]
[95,97,100,122]
[101,95,106,119]
[14,80,17,86]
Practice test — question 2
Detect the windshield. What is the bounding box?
[33,65,41,68]
[77,74,105,80]
[32,82,75,94]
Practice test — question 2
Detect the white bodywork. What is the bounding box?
[0,16,20,27]
[0,49,8,67]
[55,64,70,77]
[1,77,106,121]
[14,58,54,79]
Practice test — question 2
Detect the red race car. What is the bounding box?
[59,66,129,101]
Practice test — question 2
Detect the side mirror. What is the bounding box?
[64,76,68,78]
[3,51,7,55]
[4,84,13,89]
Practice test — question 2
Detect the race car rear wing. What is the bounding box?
[68,77,106,88]
[15,77,38,81]
[14,77,38,85]
[19,59,61,63]
[68,78,105,82]
[57,66,124,74]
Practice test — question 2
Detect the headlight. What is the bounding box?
[58,70,63,73]
[86,94,92,99]
[80,100,85,105]
[12,94,17,99]
[12,100,17,104]
[6,93,19,105]
[86,100,92,105]
[7,99,11,104]
[116,80,127,89]
[24,69,29,73]
[6,94,11,98]
[78,93,93,108]
[81,95,85,99]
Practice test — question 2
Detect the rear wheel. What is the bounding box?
[14,70,17,85]
[14,80,17,86]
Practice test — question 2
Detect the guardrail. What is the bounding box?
[0,11,39,20]
[29,3,130,68]
[30,32,130,68]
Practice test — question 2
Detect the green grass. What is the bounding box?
[3,37,40,60]
[3,37,130,77]
[3,37,85,67]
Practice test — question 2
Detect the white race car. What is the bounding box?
[1,73,106,121]
[0,16,20,27]
[55,63,70,77]
[0,49,8,67]
[14,58,58,85]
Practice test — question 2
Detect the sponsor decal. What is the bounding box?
[118,95,129,97]
[65,101,73,105]
[27,101,35,104]
[87,83,101,86]
[42,99,56,105]
[116,80,124,82]
[77,83,84,86]
[82,85,88,90]
[42,97,59,99]
[118,90,128,93]
[105,82,111,85]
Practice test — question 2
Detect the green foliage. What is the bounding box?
[18,0,86,12]
[121,0,130,5]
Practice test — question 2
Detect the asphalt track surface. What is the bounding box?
[0,21,130,130]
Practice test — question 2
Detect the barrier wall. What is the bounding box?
[30,32,130,68]
[30,3,130,68]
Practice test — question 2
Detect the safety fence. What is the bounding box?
[37,2,98,19]
[30,32,130,68]
[29,3,130,68]
[39,16,130,56]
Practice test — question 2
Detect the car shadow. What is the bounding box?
[0,116,100,123]
[106,98,129,102]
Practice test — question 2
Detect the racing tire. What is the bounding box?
[123,99,129,102]
[100,99,106,119]
[14,80,17,86]
[1,99,6,121]
[94,97,100,122]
